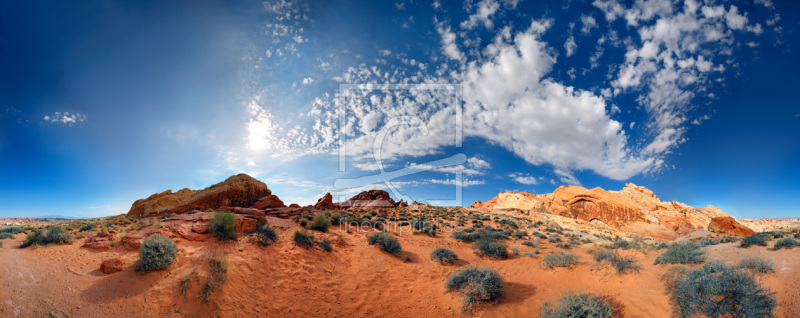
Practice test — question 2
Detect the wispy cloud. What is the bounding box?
[43,112,85,126]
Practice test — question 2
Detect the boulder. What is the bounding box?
[252,195,285,209]
[122,234,145,251]
[288,203,301,208]
[81,231,120,250]
[100,258,124,274]
[708,216,755,237]
[314,193,338,210]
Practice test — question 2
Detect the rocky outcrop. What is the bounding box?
[288,203,301,208]
[82,231,120,250]
[100,258,124,274]
[128,188,195,218]
[252,195,285,209]
[340,190,396,208]
[127,174,272,218]
[314,193,338,210]
[474,183,732,240]
[708,217,755,237]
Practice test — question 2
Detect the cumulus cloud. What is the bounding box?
[509,172,540,185]
[564,35,577,56]
[461,0,501,29]
[436,22,464,61]
[581,14,598,34]
[43,112,85,126]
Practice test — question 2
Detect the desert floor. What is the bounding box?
[1,222,798,318]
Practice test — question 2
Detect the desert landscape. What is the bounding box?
[1,174,798,317]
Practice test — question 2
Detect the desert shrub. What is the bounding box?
[452,230,482,242]
[255,224,278,247]
[292,230,315,248]
[199,252,228,303]
[740,233,770,248]
[474,238,508,259]
[548,235,562,243]
[446,266,504,307]
[611,238,634,250]
[773,237,798,250]
[20,227,74,248]
[317,238,332,252]
[544,252,580,269]
[79,223,96,232]
[590,248,641,274]
[0,241,3,247]
[737,256,775,274]
[540,292,615,318]
[590,248,616,263]
[0,226,23,234]
[367,232,402,254]
[430,247,458,264]
[512,231,526,239]
[663,261,777,318]
[555,242,571,250]
[533,231,547,239]
[329,211,342,226]
[768,231,784,238]
[309,214,331,232]
[525,249,539,257]
[0,233,13,239]
[209,211,239,241]
[135,234,177,272]
[522,239,540,248]
[654,242,705,265]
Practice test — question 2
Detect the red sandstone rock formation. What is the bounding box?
[314,193,338,210]
[340,190,396,208]
[100,258,124,274]
[708,216,755,237]
[252,195,285,209]
[126,174,274,218]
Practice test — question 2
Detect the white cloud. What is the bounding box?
[509,172,540,185]
[302,77,314,84]
[581,14,598,35]
[564,35,577,57]
[461,0,501,29]
[436,22,464,61]
[43,112,85,126]
[426,178,486,187]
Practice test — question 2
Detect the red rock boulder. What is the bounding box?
[340,190,396,208]
[252,195,285,209]
[100,258,124,274]
[708,217,755,237]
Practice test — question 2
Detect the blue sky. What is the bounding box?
[1,0,798,219]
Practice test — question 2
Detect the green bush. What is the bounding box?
[209,211,239,241]
[654,242,705,265]
[0,233,13,239]
[430,247,458,264]
[0,226,23,235]
[737,256,775,274]
[309,214,331,232]
[446,266,504,307]
[740,233,770,248]
[199,252,228,303]
[540,292,615,318]
[317,238,333,252]
[522,239,539,248]
[452,230,482,242]
[590,248,641,274]
[20,227,74,248]
[255,224,278,247]
[79,223,96,232]
[773,237,798,250]
[474,238,508,259]
[544,252,580,269]
[367,232,402,254]
[663,261,777,318]
[292,230,315,248]
[135,234,178,272]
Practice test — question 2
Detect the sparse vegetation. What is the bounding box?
[474,238,509,259]
[367,232,402,254]
[292,229,315,248]
[590,248,642,274]
[135,234,177,272]
[79,223,96,232]
[654,242,705,265]
[737,256,776,274]
[255,223,279,247]
[663,261,777,318]
[317,238,332,252]
[209,211,239,241]
[740,233,770,248]
[0,233,13,239]
[540,292,615,318]
[20,227,74,248]
[773,237,798,250]
[446,266,504,308]
[309,214,331,232]
[199,252,228,303]
[430,247,458,264]
[544,252,580,269]
[522,239,539,248]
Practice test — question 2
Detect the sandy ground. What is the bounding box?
[1,226,798,318]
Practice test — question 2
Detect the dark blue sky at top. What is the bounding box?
[0,0,798,218]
